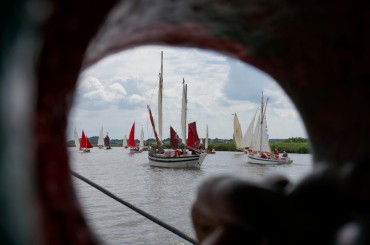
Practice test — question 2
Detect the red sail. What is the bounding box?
[147,105,162,147]
[187,122,200,148]
[104,135,110,146]
[170,126,179,150]
[80,130,92,148]
[128,122,136,148]
[86,135,93,148]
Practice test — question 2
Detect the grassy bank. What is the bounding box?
[269,142,310,154]
[207,141,310,153]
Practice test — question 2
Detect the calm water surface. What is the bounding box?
[70,149,312,245]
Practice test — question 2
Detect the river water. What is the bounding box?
[70,149,313,245]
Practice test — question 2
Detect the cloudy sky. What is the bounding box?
[67,45,307,141]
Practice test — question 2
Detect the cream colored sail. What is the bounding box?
[122,135,128,147]
[74,127,80,148]
[233,113,243,150]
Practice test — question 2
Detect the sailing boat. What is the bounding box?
[205,124,216,154]
[128,122,140,153]
[247,92,293,164]
[97,126,104,149]
[104,132,112,149]
[80,130,93,152]
[122,135,128,148]
[139,127,148,151]
[233,109,257,152]
[147,51,206,168]
[74,127,80,150]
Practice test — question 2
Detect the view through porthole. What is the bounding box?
[67,45,311,245]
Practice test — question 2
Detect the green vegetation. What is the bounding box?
[269,142,310,154]
[207,142,237,151]
[207,138,310,153]
[282,137,308,143]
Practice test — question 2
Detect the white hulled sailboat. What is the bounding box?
[247,92,293,164]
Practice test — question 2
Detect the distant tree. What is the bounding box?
[284,137,307,143]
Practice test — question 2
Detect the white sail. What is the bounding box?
[250,93,270,153]
[233,113,243,149]
[181,79,187,145]
[158,51,163,141]
[261,113,271,152]
[241,110,257,148]
[74,127,80,148]
[250,114,261,151]
[205,124,209,150]
[98,126,104,147]
[139,128,144,149]
[122,135,128,147]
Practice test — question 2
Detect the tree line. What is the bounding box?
[67,137,310,153]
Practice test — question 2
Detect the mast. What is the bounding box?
[158,51,163,141]
[181,78,187,145]
[205,124,209,150]
[259,92,264,152]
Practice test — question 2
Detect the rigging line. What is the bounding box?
[148,82,158,107]
[71,170,198,245]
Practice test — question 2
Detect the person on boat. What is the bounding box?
[282,151,288,157]
[274,148,279,158]
[261,152,267,158]
[174,149,181,157]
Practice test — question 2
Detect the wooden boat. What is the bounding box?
[247,92,293,165]
[80,130,93,153]
[128,122,141,153]
[147,51,206,168]
[148,123,207,168]
[204,124,216,154]
[122,135,128,148]
[104,133,112,149]
[97,126,104,149]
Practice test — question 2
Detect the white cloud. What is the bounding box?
[78,76,127,103]
[68,45,307,140]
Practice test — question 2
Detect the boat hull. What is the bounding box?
[129,147,142,153]
[247,154,293,165]
[148,153,207,168]
[79,148,91,153]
